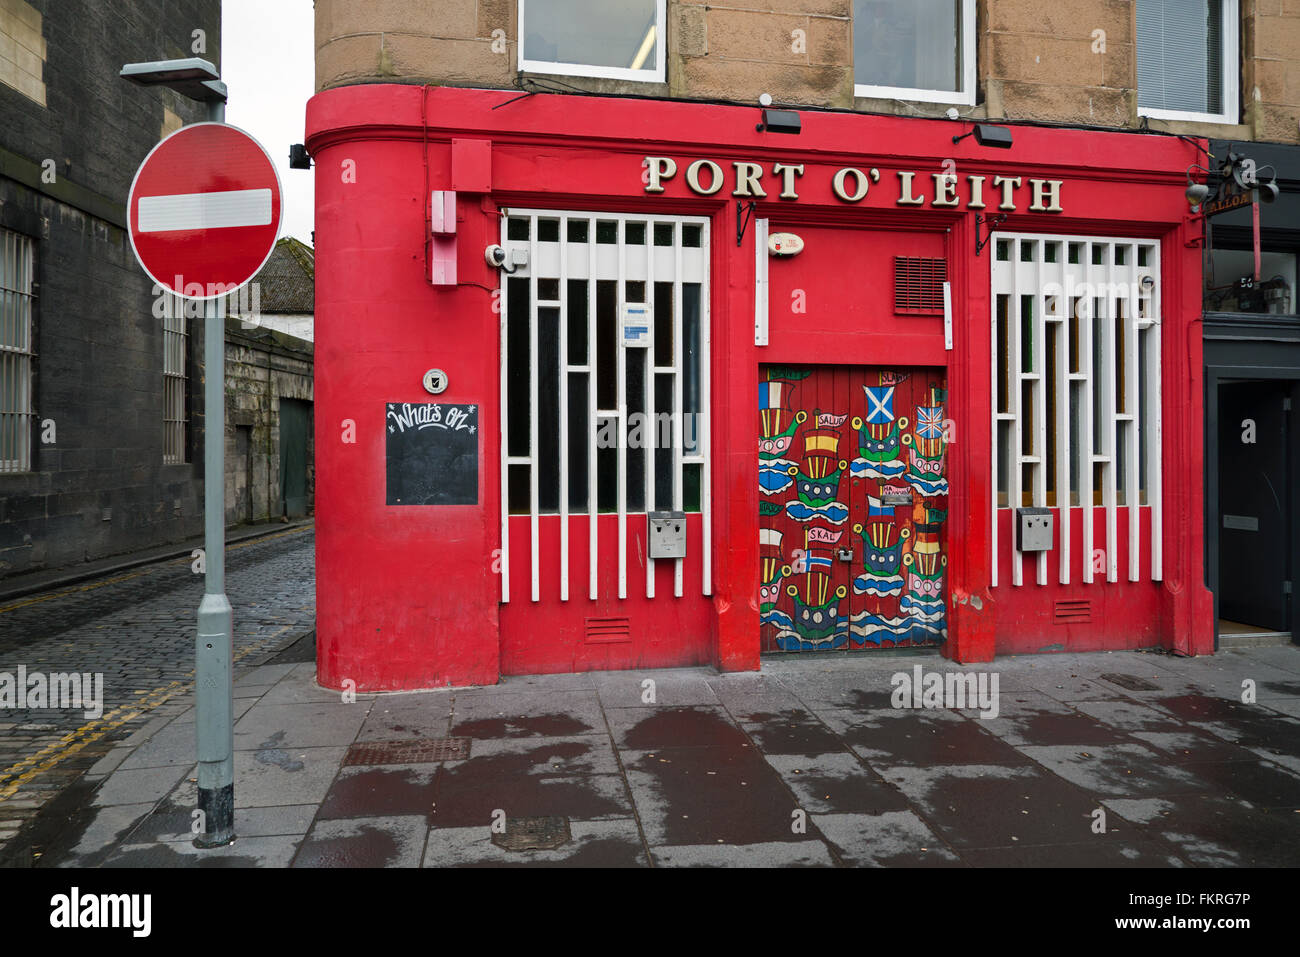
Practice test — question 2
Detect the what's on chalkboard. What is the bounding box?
[386,402,479,505]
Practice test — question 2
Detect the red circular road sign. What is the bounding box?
[127,122,282,300]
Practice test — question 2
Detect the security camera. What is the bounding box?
[484,244,508,268]
[1140,275,1155,292]
[759,93,773,107]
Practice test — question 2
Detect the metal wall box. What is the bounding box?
[648,511,687,559]
[1016,507,1054,552]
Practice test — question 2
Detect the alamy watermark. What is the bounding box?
[891,664,999,719]
[0,666,104,719]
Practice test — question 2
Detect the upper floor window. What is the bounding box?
[0,227,35,474]
[853,0,975,105]
[519,0,665,83]
[1137,0,1239,124]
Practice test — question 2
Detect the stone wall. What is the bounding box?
[0,0,220,580]
[224,319,314,526]
[313,0,1300,145]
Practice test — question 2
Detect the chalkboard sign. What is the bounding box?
[386,402,478,505]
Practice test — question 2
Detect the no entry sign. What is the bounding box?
[127,121,282,300]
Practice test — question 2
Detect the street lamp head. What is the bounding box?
[120,57,227,103]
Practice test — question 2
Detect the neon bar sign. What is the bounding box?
[642,156,1064,213]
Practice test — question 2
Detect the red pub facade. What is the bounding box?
[305,84,1215,691]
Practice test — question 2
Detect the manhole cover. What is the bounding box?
[1100,673,1160,691]
[343,737,470,765]
[491,816,571,852]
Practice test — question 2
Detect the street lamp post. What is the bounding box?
[120,58,235,848]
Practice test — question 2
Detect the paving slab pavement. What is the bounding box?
[3,646,1300,868]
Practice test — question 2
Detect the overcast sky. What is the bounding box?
[221,0,315,246]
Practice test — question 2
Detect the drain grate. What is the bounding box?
[1100,673,1160,691]
[492,815,572,852]
[343,737,470,766]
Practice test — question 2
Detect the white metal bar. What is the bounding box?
[1034,240,1048,586]
[673,223,684,597]
[1104,247,1118,583]
[559,215,570,602]
[499,215,511,603]
[1081,244,1096,584]
[1150,243,1163,580]
[1010,244,1023,588]
[701,218,712,596]
[1126,243,1141,581]
[617,218,628,600]
[588,217,598,600]
[529,215,541,602]
[754,218,768,346]
[1055,291,1066,582]
[645,217,656,600]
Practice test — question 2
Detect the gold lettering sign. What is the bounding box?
[641,156,1064,213]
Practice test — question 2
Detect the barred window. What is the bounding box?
[1,227,35,474]
[162,292,188,464]
[991,234,1163,588]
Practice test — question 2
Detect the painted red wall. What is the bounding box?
[305,84,1214,689]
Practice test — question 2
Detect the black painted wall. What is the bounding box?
[0,0,221,580]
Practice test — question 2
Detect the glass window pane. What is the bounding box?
[567,280,588,365]
[507,277,532,457]
[1136,0,1223,114]
[538,307,560,512]
[625,346,646,512]
[568,373,589,512]
[682,284,702,455]
[596,280,617,409]
[654,374,674,510]
[683,463,702,513]
[523,0,660,73]
[854,0,961,93]
[653,281,674,368]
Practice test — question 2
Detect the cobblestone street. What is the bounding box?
[0,527,315,848]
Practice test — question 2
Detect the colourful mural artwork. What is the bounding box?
[759,366,949,652]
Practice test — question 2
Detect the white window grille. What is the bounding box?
[1137,0,1238,124]
[162,292,188,464]
[500,210,711,603]
[991,234,1163,587]
[853,0,977,105]
[0,227,35,474]
[519,0,666,84]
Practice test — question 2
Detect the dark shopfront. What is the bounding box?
[1203,140,1300,646]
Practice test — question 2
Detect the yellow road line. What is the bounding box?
[0,524,312,616]
[0,627,292,801]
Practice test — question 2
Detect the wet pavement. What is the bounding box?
[0,526,316,847]
[2,642,1298,868]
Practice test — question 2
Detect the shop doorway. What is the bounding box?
[1216,380,1292,637]
[759,364,948,651]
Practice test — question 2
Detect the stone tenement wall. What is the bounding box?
[224,319,315,527]
[313,0,1300,145]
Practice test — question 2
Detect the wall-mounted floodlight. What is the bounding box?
[289,144,313,170]
[120,57,227,103]
[952,123,1014,149]
[756,108,801,134]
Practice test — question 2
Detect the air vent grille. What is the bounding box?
[585,617,632,643]
[894,256,947,315]
[1053,599,1092,624]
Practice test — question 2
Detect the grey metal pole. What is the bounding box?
[194,96,235,848]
